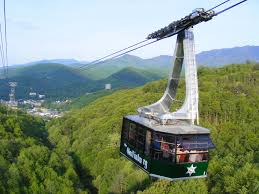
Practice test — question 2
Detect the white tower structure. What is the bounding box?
[9,82,17,106]
[138,29,199,125]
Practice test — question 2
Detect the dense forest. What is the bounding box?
[44,90,115,111]
[0,63,161,101]
[0,106,90,193]
[0,63,258,193]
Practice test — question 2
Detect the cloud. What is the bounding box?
[7,18,39,31]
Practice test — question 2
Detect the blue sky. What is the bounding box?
[1,0,258,64]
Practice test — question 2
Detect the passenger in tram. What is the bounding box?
[153,134,162,160]
[176,144,189,163]
[189,150,203,162]
[161,138,170,159]
[189,147,209,162]
[145,131,151,155]
[153,134,161,150]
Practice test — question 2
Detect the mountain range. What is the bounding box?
[0,64,160,100]
[11,59,87,67]
[79,45,259,79]
[10,45,258,79]
[1,45,258,100]
[196,45,259,66]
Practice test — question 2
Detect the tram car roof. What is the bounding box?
[125,115,210,135]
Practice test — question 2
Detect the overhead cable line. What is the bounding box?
[80,39,160,72]
[0,24,6,74]
[78,27,187,71]
[30,0,247,91]
[206,0,231,12]
[77,0,248,72]
[80,27,191,72]
[78,39,150,69]
[3,0,8,77]
[35,0,246,77]
[215,0,247,15]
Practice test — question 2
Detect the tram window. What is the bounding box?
[153,133,161,150]
[145,131,151,156]
[122,119,130,139]
[176,135,210,163]
[151,132,176,162]
[128,123,136,146]
[136,126,145,152]
[123,120,146,153]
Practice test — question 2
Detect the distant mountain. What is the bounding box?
[11,59,86,67]
[144,55,172,68]
[0,63,95,100]
[9,45,259,78]
[2,59,86,78]
[196,46,259,66]
[0,64,162,100]
[29,59,81,65]
[2,45,258,100]
[101,67,161,88]
[81,46,259,79]
[81,54,170,80]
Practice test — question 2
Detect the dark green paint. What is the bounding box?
[150,159,208,179]
[120,141,151,172]
[120,139,208,180]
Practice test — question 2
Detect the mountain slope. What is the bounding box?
[81,54,169,80]
[6,45,259,81]
[0,63,95,100]
[80,46,259,79]
[48,63,259,193]
[12,58,84,67]
[101,67,161,88]
[2,45,258,100]
[197,45,259,66]
[0,64,162,100]
[0,105,89,193]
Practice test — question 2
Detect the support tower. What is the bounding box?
[9,82,17,106]
[138,29,199,125]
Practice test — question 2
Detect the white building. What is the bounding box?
[105,84,112,90]
[29,92,37,97]
[38,94,45,99]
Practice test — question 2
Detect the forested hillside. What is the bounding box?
[0,106,90,193]
[101,67,161,89]
[0,63,94,100]
[80,54,169,80]
[0,64,258,193]
[3,45,258,100]
[8,45,259,80]
[47,63,259,193]
[0,64,161,100]
[82,46,259,79]
[45,90,115,111]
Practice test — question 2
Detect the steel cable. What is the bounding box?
[3,0,8,77]
[0,24,6,75]
[78,0,247,73]
[78,39,150,69]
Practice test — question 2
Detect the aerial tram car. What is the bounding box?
[119,8,217,180]
[119,0,247,180]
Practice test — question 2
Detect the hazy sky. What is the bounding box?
[1,0,258,64]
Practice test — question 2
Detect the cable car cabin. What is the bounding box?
[120,115,214,180]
